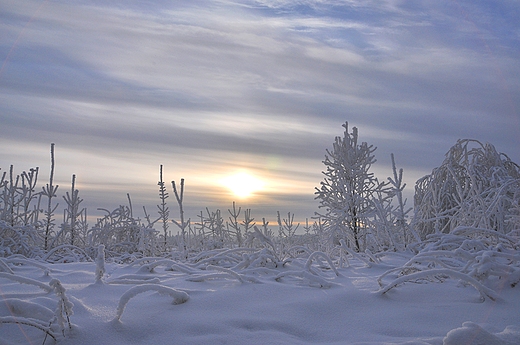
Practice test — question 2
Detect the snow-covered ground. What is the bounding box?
[1,252,519,345]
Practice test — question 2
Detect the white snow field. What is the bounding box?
[1,250,519,345]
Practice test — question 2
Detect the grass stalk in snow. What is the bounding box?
[115,284,189,321]
[378,268,500,301]
[0,257,14,274]
[305,251,341,277]
[0,272,52,292]
[49,278,73,335]
[0,316,56,342]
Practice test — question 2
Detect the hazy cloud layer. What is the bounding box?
[1,0,519,222]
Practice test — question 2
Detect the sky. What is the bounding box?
[1,0,519,227]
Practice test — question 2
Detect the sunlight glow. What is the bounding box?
[220,171,265,199]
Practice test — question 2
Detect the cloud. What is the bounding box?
[1,0,519,224]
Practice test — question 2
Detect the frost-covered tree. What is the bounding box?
[413,139,520,238]
[315,122,385,252]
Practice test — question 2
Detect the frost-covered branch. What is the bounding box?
[305,251,341,277]
[274,270,337,288]
[115,284,189,321]
[0,272,53,292]
[49,278,73,334]
[378,268,499,301]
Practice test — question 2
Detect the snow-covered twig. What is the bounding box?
[208,265,261,283]
[305,251,341,277]
[339,239,372,267]
[136,259,177,273]
[115,284,189,321]
[186,266,260,284]
[42,244,90,263]
[5,257,50,271]
[0,257,14,274]
[49,278,73,334]
[252,226,281,263]
[107,277,161,285]
[207,264,244,282]
[274,270,337,288]
[378,268,499,301]
[451,226,518,248]
[0,272,52,292]
[186,272,236,282]
[166,262,198,274]
[95,244,105,283]
[0,316,56,342]
[127,257,165,267]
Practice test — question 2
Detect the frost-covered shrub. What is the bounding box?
[227,202,255,248]
[88,203,145,256]
[0,164,45,257]
[413,139,520,238]
[0,165,41,227]
[42,244,91,263]
[198,207,227,249]
[0,221,43,258]
[378,226,520,300]
[49,278,73,335]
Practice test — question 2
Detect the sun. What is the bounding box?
[220,171,264,199]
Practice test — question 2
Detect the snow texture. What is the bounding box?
[1,250,518,345]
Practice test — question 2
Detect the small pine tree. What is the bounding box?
[42,143,59,250]
[315,122,384,252]
[157,165,170,250]
[62,174,86,246]
[228,202,243,247]
[172,178,189,255]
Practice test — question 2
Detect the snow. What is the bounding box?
[1,138,519,344]
[1,254,519,345]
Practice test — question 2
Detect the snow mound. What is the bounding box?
[443,322,520,345]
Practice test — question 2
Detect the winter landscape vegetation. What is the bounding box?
[1,125,520,344]
[2,1,520,344]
